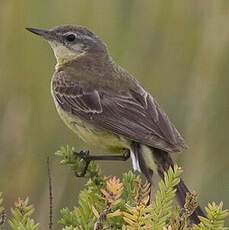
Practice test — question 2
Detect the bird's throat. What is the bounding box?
[48,41,85,70]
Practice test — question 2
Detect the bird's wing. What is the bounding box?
[53,73,186,152]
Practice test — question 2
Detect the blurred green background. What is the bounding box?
[0,0,229,228]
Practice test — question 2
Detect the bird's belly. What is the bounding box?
[56,105,130,153]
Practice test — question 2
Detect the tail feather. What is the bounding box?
[131,143,205,224]
[152,148,205,224]
[178,179,205,222]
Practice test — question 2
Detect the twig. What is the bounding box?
[47,156,53,230]
[94,209,109,230]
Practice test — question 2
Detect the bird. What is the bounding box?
[26,25,205,223]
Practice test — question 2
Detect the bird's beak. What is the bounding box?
[26,27,55,41]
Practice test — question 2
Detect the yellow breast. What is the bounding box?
[55,104,130,153]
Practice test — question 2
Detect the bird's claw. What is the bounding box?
[73,150,91,177]
[74,150,90,160]
[123,150,130,160]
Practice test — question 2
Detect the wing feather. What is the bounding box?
[52,73,186,152]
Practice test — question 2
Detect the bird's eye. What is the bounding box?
[65,34,76,42]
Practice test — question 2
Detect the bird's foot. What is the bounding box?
[73,150,91,177]
[74,150,90,160]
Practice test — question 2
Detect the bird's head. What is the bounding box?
[26,25,107,66]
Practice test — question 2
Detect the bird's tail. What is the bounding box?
[131,143,205,224]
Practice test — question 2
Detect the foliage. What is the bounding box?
[55,145,103,182]
[150,165,182,229]
[0,146,228,229]
[8,197,39,230]
[56,146,229,230]
[193,202,229,230]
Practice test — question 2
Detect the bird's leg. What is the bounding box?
[74,149,130,162]
[73,149,130,177]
